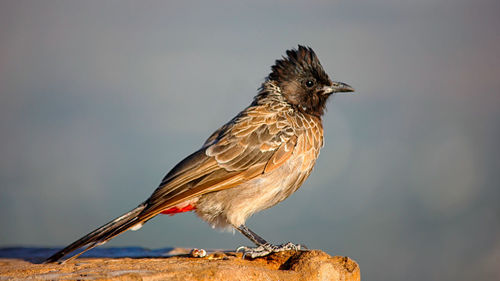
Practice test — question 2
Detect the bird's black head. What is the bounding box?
[268,45,353,117]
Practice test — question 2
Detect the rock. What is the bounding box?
[0,250,360,281]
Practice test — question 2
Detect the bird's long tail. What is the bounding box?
[44,203,147,263]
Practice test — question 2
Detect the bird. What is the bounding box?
[44,45,354,263]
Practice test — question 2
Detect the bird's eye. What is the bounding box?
[305,80,315,88]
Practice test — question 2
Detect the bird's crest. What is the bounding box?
[268,45,328,83]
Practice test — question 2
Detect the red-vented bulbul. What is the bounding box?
[45,45,354,263]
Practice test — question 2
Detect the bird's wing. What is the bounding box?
[138,105,298,220]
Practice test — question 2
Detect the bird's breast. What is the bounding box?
[195,121,323,229]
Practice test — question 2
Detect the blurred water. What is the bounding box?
[0,246,176,263]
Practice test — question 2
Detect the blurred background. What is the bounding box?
[1,0,499,280]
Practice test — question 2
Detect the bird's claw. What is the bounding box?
[236,242,307,258]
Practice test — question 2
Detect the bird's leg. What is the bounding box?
[235,225,307,258]
[237,225,268,246]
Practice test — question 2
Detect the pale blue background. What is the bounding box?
[1,1,499,280]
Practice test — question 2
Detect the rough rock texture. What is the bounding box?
[0,250,360,281]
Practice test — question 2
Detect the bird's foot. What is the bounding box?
[236,242,307,258]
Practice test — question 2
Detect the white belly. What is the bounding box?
[195,154,312,229]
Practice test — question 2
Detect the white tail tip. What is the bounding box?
[130,223,143,231]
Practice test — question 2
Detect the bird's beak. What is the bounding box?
[323,81,354,95]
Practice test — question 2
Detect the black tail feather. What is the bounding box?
[44,203,147,263]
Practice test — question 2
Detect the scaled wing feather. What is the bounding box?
[138,104,298,220]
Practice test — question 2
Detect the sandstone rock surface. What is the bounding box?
[0,250,360,281]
